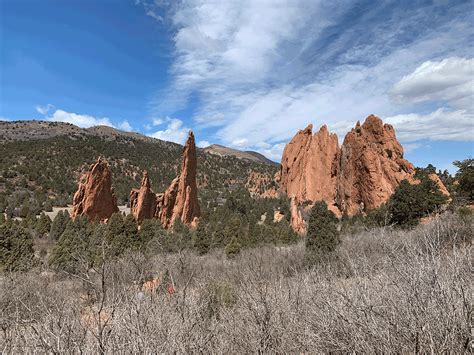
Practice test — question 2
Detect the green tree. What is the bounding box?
[388,178,448,227]
[193,221,211,255]
[36,212,52,237]
[49,210,70,240]
[225,236,241,258]
[0,225,36,272]
[454,159,474,203]
[306,201,340,261]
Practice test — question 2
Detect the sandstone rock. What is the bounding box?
[290,198,306,235]
[72,158,118,221]
[280,124,340,213]
[273,210,285,223]
[130,171,157,224]
[280,114,445,231]
[246,171,279,198]
[337,115,415,216]
[155,131,200,228]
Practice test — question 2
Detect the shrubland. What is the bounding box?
[0,212,471,353]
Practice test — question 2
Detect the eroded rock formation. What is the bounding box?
[280,124,341,215]
[336,115,416,216]
[130,131,200,228]
[130,171,156,224]
[72,158,118,221]
[280,114,447,230]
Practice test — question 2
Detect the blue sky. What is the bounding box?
[1,0,473,172]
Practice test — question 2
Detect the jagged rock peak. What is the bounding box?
[130,170,157,224]
[72,157,118,222]
[130,131,201,228]
[280,114,447,231]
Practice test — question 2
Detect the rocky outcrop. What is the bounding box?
[280,124,341,215]
[155,131,200,228]
[336,115,415,216]
[290,198,306,234]
[72,158,118,221]
[245,171,279,198]
[130,131,200,228]
[280,115,434,222]
[130,171,156,224]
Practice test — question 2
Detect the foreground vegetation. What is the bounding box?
[0,212,471,352]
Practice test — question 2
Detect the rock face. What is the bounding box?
[130,131,200,228]
[336,115,415,216]
[280,115,424,228]
[130,171,156,224]
[280,124,341,215]
[72,158,118,221]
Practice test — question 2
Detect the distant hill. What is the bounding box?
[203,144,278,166]
[0,120,279,215]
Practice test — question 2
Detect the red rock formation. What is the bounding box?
[290,198,306,234]
[129,132,201,228]
[245,171,279,198]
[130,171,157,224]
[280,114,440,228]
[280,124,341,214]
[155,131,200,228]
[337,115,415,215]
[72,158,118,221]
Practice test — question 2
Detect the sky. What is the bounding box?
[1,0,473,172]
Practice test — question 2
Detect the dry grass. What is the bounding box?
[0,212,472,353]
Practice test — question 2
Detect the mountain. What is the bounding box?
[0,120,278,216]
[203,144,278,166]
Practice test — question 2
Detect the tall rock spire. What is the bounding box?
[130,170,157,224]
[72,157,118,221]
[156,131,200,228]
[130,131,201,228]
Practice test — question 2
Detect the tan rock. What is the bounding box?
[72,158,118,221]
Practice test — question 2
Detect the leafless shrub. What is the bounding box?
[0,213,472,353]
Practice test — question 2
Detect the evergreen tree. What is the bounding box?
[454,159,474,203]
[193,222,211,255]
[306,201,340,261]
[50,210,69,240]
[225,236,241,258]
[388,178,447,227]
[0,225,36,272]
[36,212,52,237]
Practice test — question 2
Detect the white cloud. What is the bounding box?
[35,104,55,114]
[391,57,474,109]
[47,109,114,128]
[385,108,474,142]
[0,117,10,121]
[149,118,190,144]
[152,117,165,126]
[118,120,133,131]
[197,140,210,148]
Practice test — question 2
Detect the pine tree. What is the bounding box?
[306,201,340,262]
[193,222,211,255]
[36,212,52,237]
[50,210,68,240]
[0,225,36,272]
[225,236,241,258]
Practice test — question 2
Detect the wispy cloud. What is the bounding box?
[47,109,114,128]
[148,117,190,144]
[118,120,133,131]
[35,104,55,115]
[143,0,473,156]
